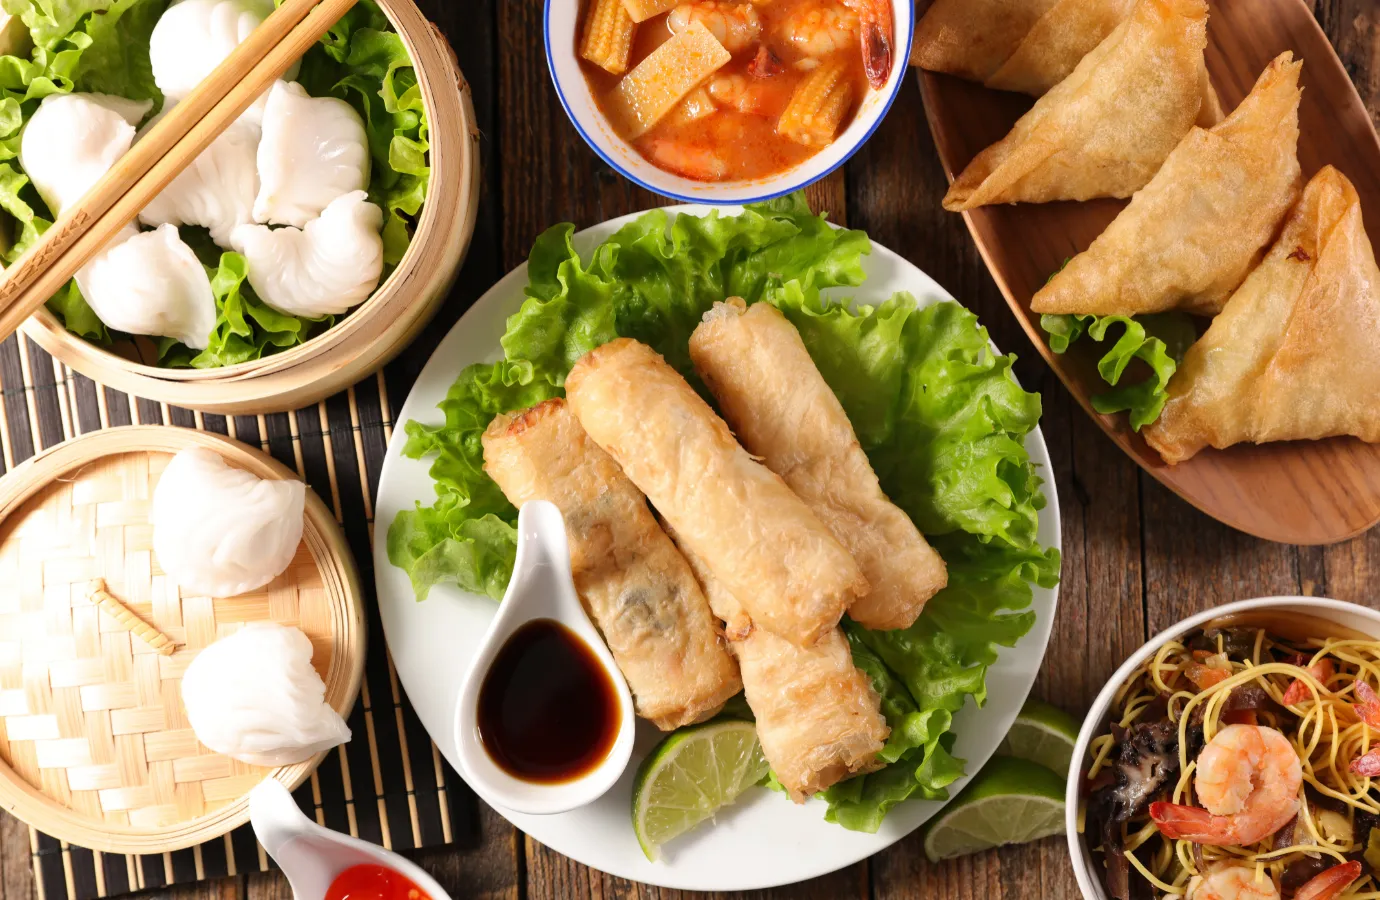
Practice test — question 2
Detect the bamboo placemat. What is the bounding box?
[0,332,475,900]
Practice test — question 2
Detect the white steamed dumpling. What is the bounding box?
[75,224,217,349]
[21,93,152,215]
[231,190,384,316]
[254,80,370,228]
[139,109,260,247]
[152,447,305,597]
[181,622,351,767]
[149,0,298,121]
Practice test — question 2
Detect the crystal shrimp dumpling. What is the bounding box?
[253,80,370,228]
[139,115,261,248]
[231,190,385,317]
[20,92,152,216]
[76,224,218,349]
[151,447,306,597]
[149,0,299,121]
[180,622,351,766]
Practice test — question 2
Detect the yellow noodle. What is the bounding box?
[1125,846,1184,895]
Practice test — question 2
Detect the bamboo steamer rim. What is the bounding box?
[21,0,480,414]
[0,426,366,854]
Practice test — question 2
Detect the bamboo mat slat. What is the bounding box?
[0,332,476,900]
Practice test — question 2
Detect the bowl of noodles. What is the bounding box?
[1068,597,1380,900]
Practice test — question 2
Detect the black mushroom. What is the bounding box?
[1087,719,1203,900]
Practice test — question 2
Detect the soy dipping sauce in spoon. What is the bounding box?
[476,617,621,783]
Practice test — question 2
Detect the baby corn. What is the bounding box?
[621,0,678,23]
[580,0,636,75]
[778,60,853,147]
[608,20,731,139]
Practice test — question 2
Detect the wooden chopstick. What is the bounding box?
[0,0,360,342]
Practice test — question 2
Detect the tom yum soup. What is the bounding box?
[578,0,893,182]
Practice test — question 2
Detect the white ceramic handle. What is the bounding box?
[249,779,311,862]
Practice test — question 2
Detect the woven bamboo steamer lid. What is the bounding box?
[19,0,480,415]
[0,426,365,854]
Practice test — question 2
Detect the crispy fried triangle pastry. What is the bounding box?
[1032,53,1303,317]
[983,0,1137,95]
[482,399,741,730]
[911,0,1060,83]
[689,298,947,631]
[942,0,1212,211]
[1143,167,1380,464]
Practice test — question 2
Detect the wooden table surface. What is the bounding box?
[2,1,1379,898]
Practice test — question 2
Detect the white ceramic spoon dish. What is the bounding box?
[250,780,453,900]
[371,205,1063,892]
[453,500,636,815]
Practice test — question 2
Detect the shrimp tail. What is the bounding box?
[844,0,892,88]
[1295,860,1362,900]
[1149,802,1230,843]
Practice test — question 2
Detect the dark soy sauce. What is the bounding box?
[477,618,620,783]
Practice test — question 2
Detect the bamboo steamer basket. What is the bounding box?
[0,426,366,854]
[19,0,480,415]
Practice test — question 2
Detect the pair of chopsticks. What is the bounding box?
[0,0,360,342]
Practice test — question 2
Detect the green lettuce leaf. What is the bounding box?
[1041,312,1197,430]
[389,196,1060,833]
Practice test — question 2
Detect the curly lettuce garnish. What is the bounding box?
[1041,312,1197,430]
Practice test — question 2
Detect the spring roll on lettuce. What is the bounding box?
[482,399,741,730]
[565,338,868,648]
[674,535,888,802]
[690,298,947,631]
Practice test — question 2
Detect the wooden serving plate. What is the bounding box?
[0,426,365,854]
[918,0,1380,545]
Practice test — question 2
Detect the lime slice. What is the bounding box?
[922,757,1067,862]
[632,718,768,861]
[997,699,1080,777]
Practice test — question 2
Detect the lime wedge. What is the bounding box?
[997,699,1080,777]
[922,757,1067,862]
[632,718,768,861]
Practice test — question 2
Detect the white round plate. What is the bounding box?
[372,206,1063,892]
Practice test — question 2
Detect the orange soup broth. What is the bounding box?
[580,1,870,182]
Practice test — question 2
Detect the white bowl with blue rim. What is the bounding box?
[543,0,916,204]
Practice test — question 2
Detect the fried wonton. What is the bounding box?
[911,0,1060,83]
[1143,167,1380,464]
[942,0,1212,211]
[984,0,1137,95]
[1032,54,1302,318]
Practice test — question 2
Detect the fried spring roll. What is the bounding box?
[676,538,888,801]
[689,299,948,631]
[482,399,741,731]
[565,338,867,647]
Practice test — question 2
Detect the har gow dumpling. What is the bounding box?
[75,224,217,349]
[254,81,370,228]
[943,0,1212,210]
[231,190,384,317]
[150,0,298,121]
[139,111,260,247]
[181,622,351,767]
[152,447,305,597]
[21,93,153,215]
